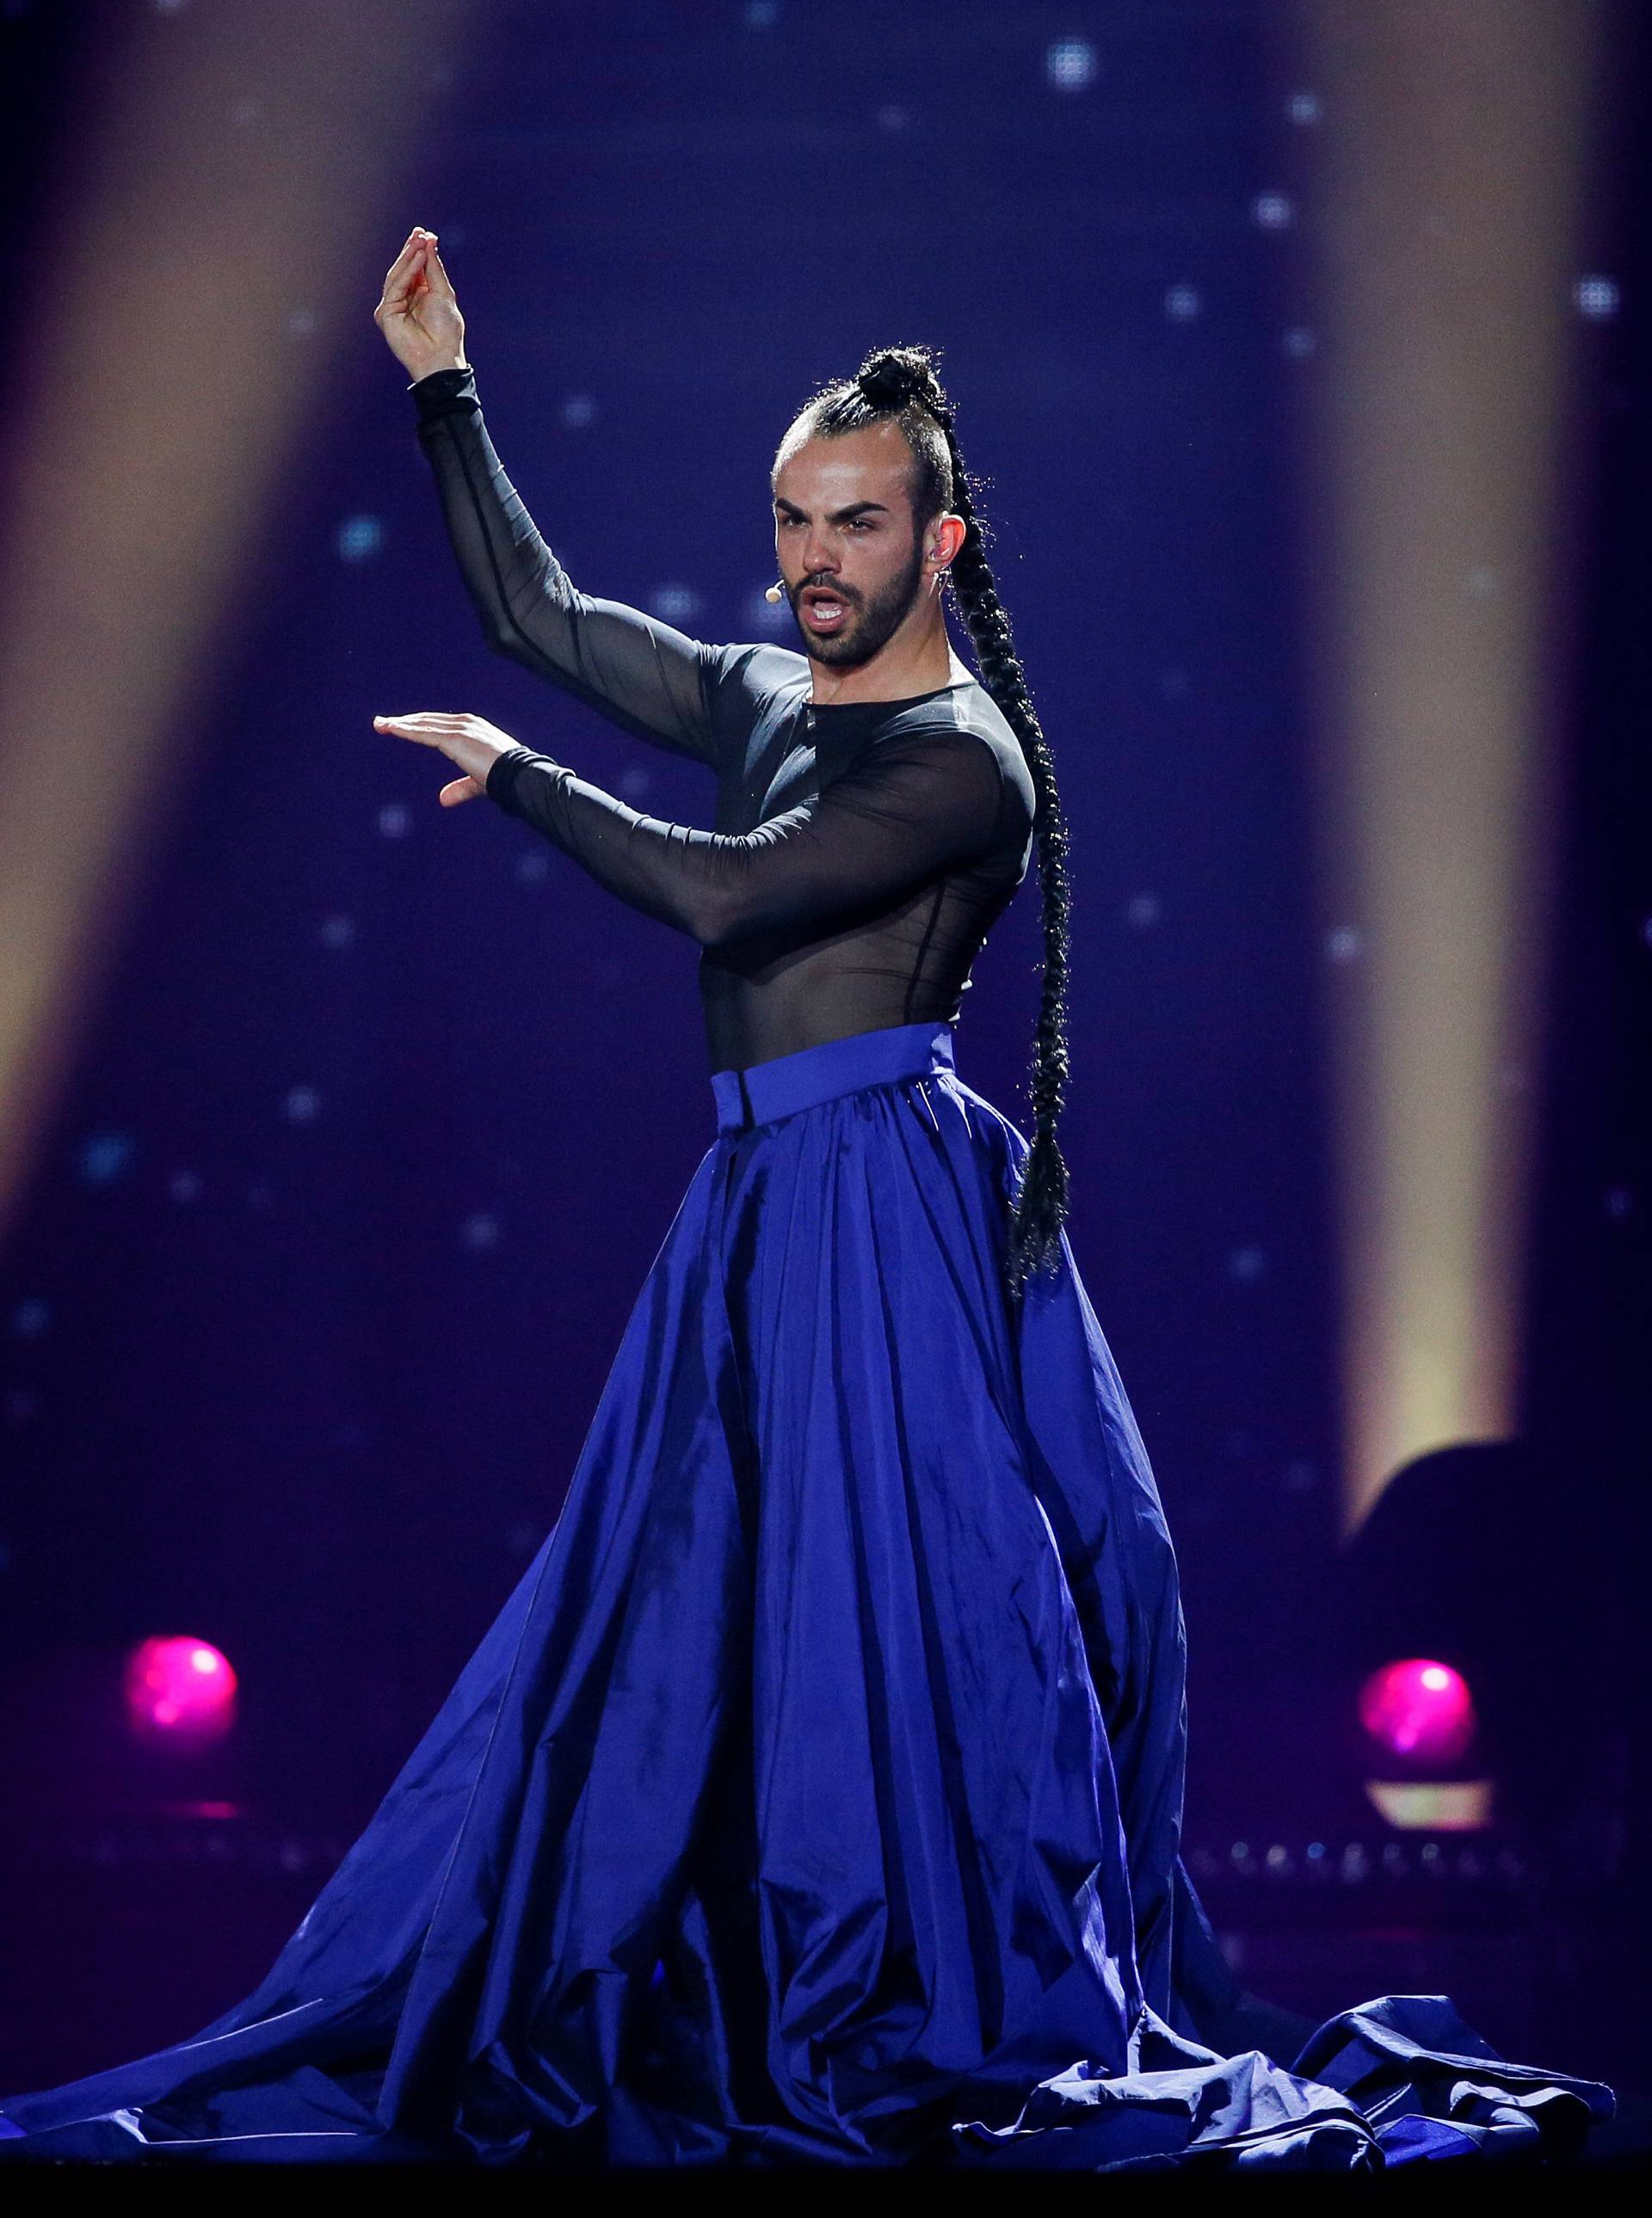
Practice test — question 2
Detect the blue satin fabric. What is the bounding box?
[0,1023,1614,2166]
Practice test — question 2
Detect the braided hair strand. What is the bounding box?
[780,344,1074,1295]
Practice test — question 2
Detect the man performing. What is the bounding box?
[0,231,1612,2169]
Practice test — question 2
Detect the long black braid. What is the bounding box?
[780,343,1074,1295]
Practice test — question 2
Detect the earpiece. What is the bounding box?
[764,582,785,605]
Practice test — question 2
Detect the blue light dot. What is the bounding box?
[650,584,700,623]
[743,0,779,25]
[1164,285,1201,323]
[1574,274,1620,319]
[1287,91,1322,125]
[78,1131,135,1185]
[169,1170,202,1204]
[461,1211,499,1251]
[287,308,317,341]
[877,104,909,132]
[1046,39,1098,91]
[284,1086,320,1124]
[1283,326,1316,359]
[559,395,597,429]
[1125,892,1161,930]
[336,514,384,564]
[377,803,411,839]
[515,851,551,884]
[1228,1246,1267,1283]
[1252,191,1294,230]
[1326,924,1364,964]
[10,1297,51,1340]
[620,766,652,803]
[319,913,355,949]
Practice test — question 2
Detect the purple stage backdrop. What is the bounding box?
[0,0,1645,2117]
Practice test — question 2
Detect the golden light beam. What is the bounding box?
[1300,0,1602,1531]
[0,0,484,1250]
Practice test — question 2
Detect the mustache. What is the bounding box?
[801,578,860,602]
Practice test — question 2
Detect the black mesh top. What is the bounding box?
[410,366,1036,1075]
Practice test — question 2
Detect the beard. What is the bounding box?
[792,538,927,668]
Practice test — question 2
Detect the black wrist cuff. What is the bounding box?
[410,364,478,426]
[485,746,546,814]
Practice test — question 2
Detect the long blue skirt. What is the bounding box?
[0,1022,1614,2167]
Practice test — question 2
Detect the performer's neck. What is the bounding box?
[807,613,972,707]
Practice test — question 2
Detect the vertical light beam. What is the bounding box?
[1302,0,1601,1531]
[0,0,484,1248]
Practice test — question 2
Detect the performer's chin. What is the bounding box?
[800,598,917,670]
[804,624,873,667]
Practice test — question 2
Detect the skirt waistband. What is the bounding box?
[712,1022,957,1136]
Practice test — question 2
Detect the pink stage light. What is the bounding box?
[124,1636,238,1743]
[1358,1656,1476,1766]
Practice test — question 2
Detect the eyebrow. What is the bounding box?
[773,496,892,523]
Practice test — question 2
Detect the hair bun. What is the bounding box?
[856,357,918,409]
[855,347,953,428]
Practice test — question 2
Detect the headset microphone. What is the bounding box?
[764,582,785,605]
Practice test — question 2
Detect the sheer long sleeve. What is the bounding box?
[483,729,1012,949]
[412,367,725,764]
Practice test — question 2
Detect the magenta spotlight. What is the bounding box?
[1359,1656,1476,1766]
[124,1636,238,1743]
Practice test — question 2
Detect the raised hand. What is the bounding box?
[374,228,467,382]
